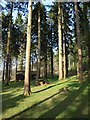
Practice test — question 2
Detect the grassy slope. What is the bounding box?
[1,76,90,119]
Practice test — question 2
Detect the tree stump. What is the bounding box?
[36,79,47,86]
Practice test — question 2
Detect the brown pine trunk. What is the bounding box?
[8,56,11,81]
[31,54,33,71]
[2,60,5,84]
[83,3,90,79]
[74,1,83,82]
[36,2,41,80]
[58,2,63,80]
[44,13,47,79]
[50,19,53,79]
[48,53,51,75]
[19,55,23,71]
[88,47,90,79]
[61,9,66,79]
[63,36,66,79]
[44,53,47,79]
[44,40,47,79]
[19,44,24,71]
[51,45,53,79]
[66,49,68,77]
[15,56,18,81]
[23,0,32,96]
[5,2,13,85]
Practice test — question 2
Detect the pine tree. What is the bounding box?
[5,2,13,85]
[36,2,41,80]
[58,2,63,80]
[23,0,32,95]
[74,1,83,82]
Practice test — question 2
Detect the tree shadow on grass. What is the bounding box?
[2,77,89,119]
[71,95,89,119]
[2,86,24,102]
[2,75,76,93]
[8,91,61,119]
[33,76,76,94]
[2,81,24,92]
[2,79,68,103]
[2,76,75,116]
[60,83,89,119]
[2,94,28,113]
[37,82,88,119]
[33,80,69,94]
[8,81,89,119]
[2,93,14,102]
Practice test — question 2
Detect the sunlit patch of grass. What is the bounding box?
[56,85,88,118]
[2,76,89,119]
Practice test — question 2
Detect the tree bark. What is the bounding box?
[66,48,68,77]
[23,0,32,96]
[44,53,47,79]
[19,44,24,71]
[83,3,90,79]
[74,1,83,82]
[2,60,5,84]
[5,2,13,85]
[8,56,11,81]
[58,2,63,80]
[31,54,33,71]
[19,54,23,71]
[51,43,53,79]
[88,46,90,79]
[61,9,66,79]
[36,2,41,80]
[44,13,47,79]
[44,41,47,79]
[15,56,18,81]
[63,36,66,79]
[50,21,53,79]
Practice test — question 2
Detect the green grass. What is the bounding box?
[1,76,90,119]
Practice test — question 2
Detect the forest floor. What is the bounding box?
[1,75,90,119]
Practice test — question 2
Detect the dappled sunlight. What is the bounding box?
[14,91,67,118]
[37,81,88,119]
[2,76,89,119]
[1,0,89,119]
[56,85,88,118]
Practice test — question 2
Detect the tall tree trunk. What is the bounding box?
[48,53,51,75]
[68,54,71,70]
[36,2,41,80]
[44,13,47,79]
[51,46,53,78]
[15,56,18,81]
[83,3,90,79]
[50,22,53,79]
[88,45,90,79]
[8,56,11,81]
[58,2,63,80]
[23,0,32,96]
[5,2,13,85]
[86,17,90,79]
[19,54,23,71]
[66,48,68,77]
[2,60,5,84]
[50,16,53,78]
[31,54,33,71]
[74,1,83,82]
[63,35,66,79]
[44,52,47,79]
[62,9,66,79]
[44,42,47,79]
[20,44,24,71]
